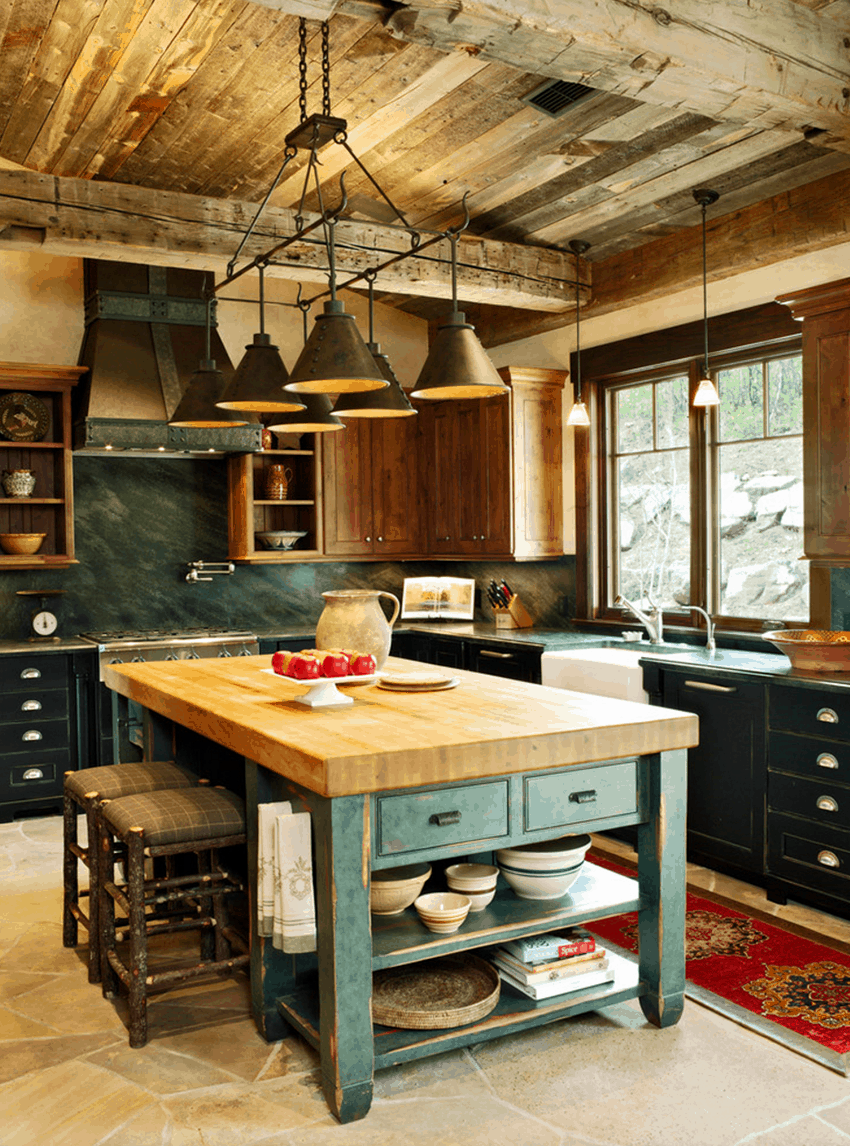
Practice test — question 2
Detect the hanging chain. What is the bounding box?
[321,21,331,115]
[298,18,308,123]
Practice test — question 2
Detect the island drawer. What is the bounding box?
[0,749,70,803]
[0,690,69,725]
[375,780,509,856]
[768,730,850,782]
[524,760,638,832]
[769,683,850,741]
[3,719,69,755]
[769,771,850,831]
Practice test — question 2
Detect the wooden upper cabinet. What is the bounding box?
[323,414,423,558]
[0,362,85,571]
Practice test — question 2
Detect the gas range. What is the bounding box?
[80,627,260,680]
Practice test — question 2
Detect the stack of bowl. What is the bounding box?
[495,834,592,900]
[414,891,471,934]
[445,863,498,911]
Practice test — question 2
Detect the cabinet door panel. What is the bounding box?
[373,415,422,555]
[480,396,511,554]
[323,420,372,554]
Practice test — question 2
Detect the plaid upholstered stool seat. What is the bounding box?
[63,760,198,983]
[98,785,249,1048]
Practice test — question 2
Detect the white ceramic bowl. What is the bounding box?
[370,863,431,915]
[444,863,499,892]
[254,530,307,551]
[414,891,471,933]
[459,886,496,912]
[496,860,586,901]
[496,834,592,871]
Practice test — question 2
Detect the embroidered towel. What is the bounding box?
[273,810,317,953]
[257,801,292,936]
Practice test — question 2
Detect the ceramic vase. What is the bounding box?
[315,589,401,669]
[2,469,36,497]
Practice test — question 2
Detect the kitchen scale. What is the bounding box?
[16,589,66,641]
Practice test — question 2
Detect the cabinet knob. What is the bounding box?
[20,668,41,680]
[816,795,838,813]
[365,536,371,542]
[429,810,462,827]
[21,699,42,712]
[817,707,839,724]
[817,753,839,770]
[377,536,383,542]
[22,730,42,742]
[22,768,44,781]
[818,850,840,868]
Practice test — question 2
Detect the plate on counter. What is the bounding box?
[377,670,459,692]
[261,667,376,708]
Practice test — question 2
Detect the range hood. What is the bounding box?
[74,260,261,456]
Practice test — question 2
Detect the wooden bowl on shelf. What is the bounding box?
[0,532,46,555]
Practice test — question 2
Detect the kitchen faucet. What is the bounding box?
[686,605,716,652]
[616,593,664,644]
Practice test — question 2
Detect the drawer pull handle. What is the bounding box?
[684,680,737,693]
[22,730,42,742]
[817,707,839,724]
[569,789,598,804]
[429,811,462,827]
[21,699,42,712]
[818,753,839,770]
[818,850,840,869]
[20,668,41,680]
[817,795,838,812]
[479,650,513,660]
[22,768,44,781]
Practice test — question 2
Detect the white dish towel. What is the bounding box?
[258,801,317,953]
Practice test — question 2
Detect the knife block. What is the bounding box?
[494,595,533,629]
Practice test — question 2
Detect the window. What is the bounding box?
[593,345,806,632]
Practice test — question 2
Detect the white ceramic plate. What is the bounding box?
[261,668,377,687]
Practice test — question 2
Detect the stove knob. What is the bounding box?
[108,656,124,665]
[131,656,146,663]
[165,652,179,661]
[238,645,253,656]
[186,648,200,660]
[217,647,232,657]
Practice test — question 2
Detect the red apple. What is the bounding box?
[349,652,376,676]
[287,653,321,679]
[320,651,350,677]
[271,651,288,675]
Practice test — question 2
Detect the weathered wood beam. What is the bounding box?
[463,164,850,347]
[0,168,576,311]
[377,0,850,153]
[250,0,340,16]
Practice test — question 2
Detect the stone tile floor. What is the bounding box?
[2,816,850,1145]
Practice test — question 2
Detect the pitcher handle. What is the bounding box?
[380,592,401,629]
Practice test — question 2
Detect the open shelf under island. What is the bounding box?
[104,654,697,1125]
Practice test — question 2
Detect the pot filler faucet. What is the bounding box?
[616,593,664,644]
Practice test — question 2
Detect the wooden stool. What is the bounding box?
[63,761,198,982]
[98,785,249,1048]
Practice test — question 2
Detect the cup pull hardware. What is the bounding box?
[20,668,41,680]
[817,795,838,812]
[429,811,461,827]
[22,768,44,781]
[818,850,840,868]
[22,730,42,742]
[817,707,839,724]
[683,680,736,693]
[817,753,839,770]
[569,790,598,804]
[21,699,42,712]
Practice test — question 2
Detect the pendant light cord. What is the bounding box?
[567,239,590,406]
[702,198,709,375]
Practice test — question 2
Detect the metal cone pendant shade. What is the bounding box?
[266,390,344,434]
[216,333,305,412]
[410,311,509,399]
[332,343,416,418]
[284,300,389,394]
[170,360,251,428]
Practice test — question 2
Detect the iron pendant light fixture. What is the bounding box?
[216,266,305,414]
[566,238,591,427]
[692,188,721,408]
[266,295,344,435]
[169,299,251,429]
[332,274,416,418]
[410,223,509,400]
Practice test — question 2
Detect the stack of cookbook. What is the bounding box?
[490,929,614,1000]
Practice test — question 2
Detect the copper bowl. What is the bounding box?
[0,532,46,555]
[763,630,850,672]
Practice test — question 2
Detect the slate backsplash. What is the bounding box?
[0,457,575,639]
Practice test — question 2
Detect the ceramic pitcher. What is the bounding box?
[264,464,293,500]
[2,469,36,497]
[315,589,401,669]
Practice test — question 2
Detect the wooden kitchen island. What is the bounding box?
[104,654,698,1124]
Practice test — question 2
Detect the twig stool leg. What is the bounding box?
[99,813,120,998]
[82,794,102,982]
[127,828,149,1048]
[62,787,79,948]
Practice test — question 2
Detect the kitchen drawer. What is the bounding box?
[769,682,850,741]
[768,729,850,783]
[375,781,509,856]
[768,811,850,896]
[0,690,68,725]
[2,719,69,756]
[769,771,850,831]
[0,749,70,803]
[524,760,638,832]
[1,656,69,693]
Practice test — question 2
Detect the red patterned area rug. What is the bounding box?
[586,850,850,1076]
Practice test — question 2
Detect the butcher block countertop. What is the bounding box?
[104,654,698,798]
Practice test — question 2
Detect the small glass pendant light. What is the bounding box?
[692,188,721,408]
[566,239,591,427]
[169,299,251,428]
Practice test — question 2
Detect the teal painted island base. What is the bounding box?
[104,655,693,1125]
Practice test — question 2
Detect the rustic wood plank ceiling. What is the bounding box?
[0,0,848,339]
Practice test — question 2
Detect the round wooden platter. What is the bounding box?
[376,669,460,692]
[372,953,500,1029]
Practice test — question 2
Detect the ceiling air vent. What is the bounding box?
[522,79,597,118]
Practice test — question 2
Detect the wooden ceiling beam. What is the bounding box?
[375,0,850,153]
[0,167,579,312]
